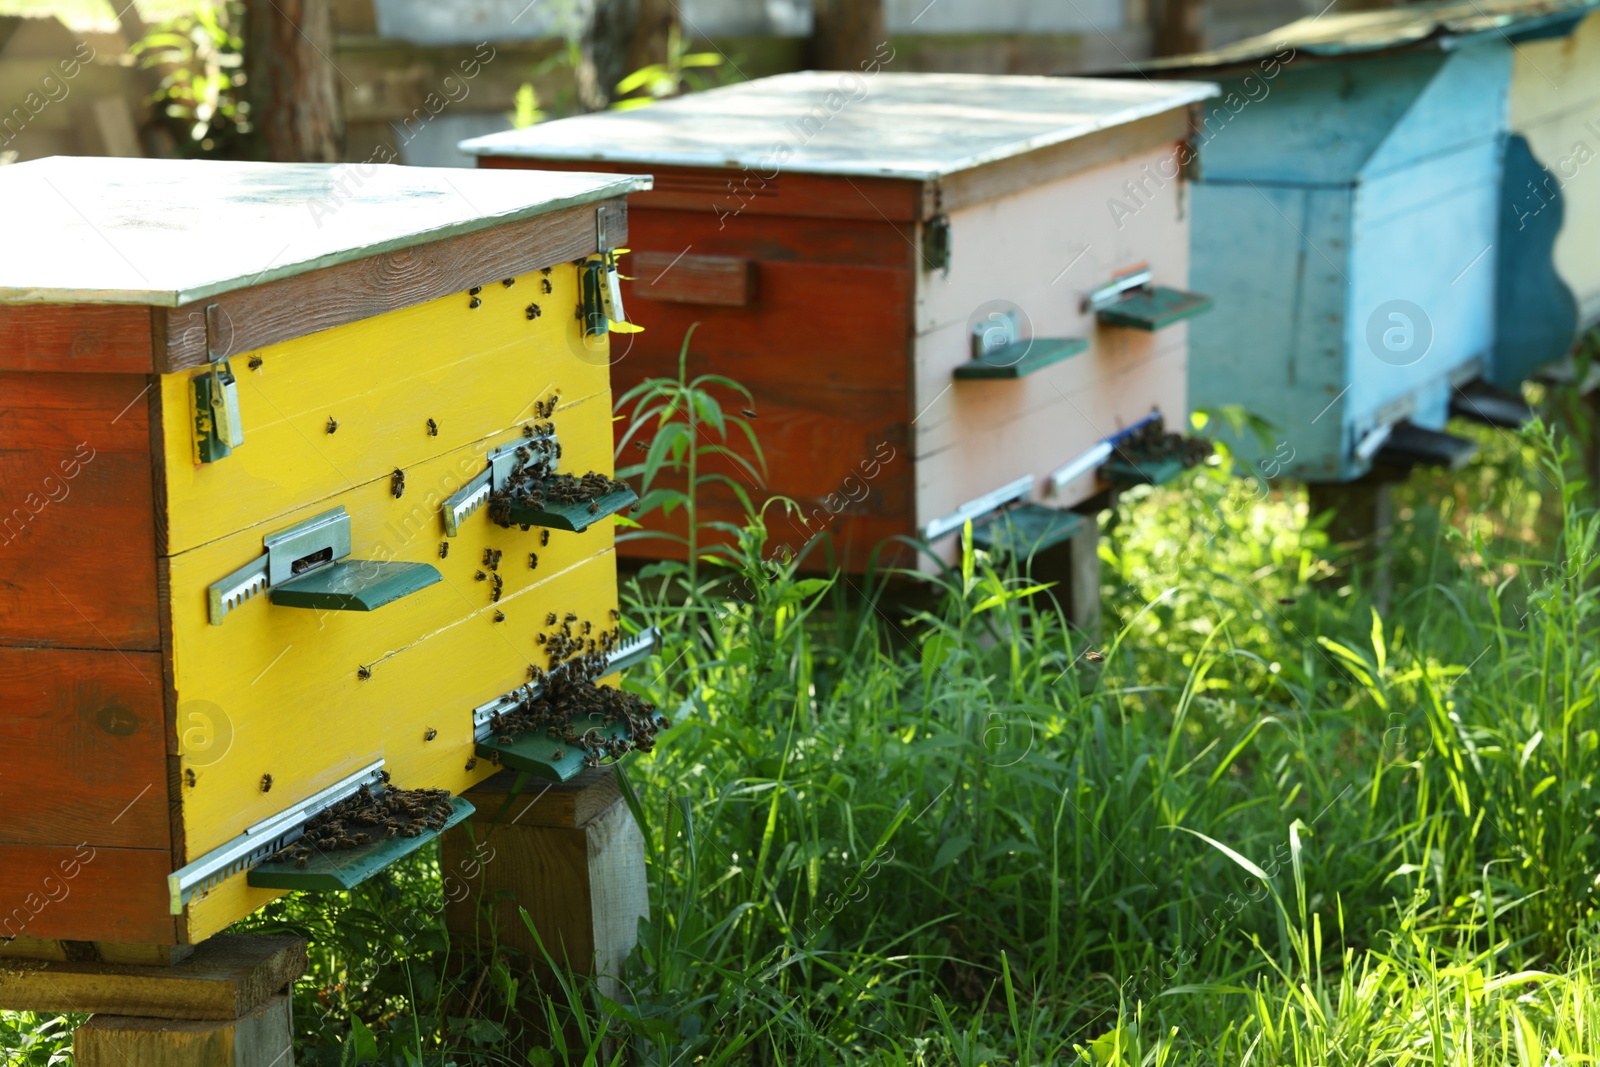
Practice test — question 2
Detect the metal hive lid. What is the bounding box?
[459,72,1218,180]
[0,157,650,307]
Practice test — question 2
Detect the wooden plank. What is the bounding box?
[0,934,305,1021]
[481,156,927,222]
[0,304,155,373]
[0,371,161,650]
[936,110,1190,214]
[0,648,168,849]
[154,263,609,556]
[632,252,755,306]
[0,845,176,944]
[464,766,622,829]
[158,197,630,372]
[74,995,294,1067]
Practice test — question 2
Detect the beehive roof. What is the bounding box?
[0,157,648,306]
[459,72,1218,180]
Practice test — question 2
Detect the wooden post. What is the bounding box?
[0,934,304,1066]
[1307,476,1396,609]
[1028,520,1102,638]
[74,996,293,1067]
[443,767,648,1004]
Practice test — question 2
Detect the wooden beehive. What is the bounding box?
[0,156,653,950]
[1499,2,1600,379]
[462,73,1218,571]
[1130,0,1597,482]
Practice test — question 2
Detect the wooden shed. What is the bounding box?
[1125,0,1600,484]
[461,73,1218,580]
[0,156,659,951]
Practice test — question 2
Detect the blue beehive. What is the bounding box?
[1126,0,1598,482]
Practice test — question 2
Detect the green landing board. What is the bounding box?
[247,796,474,892]
[972,503,1086,556]
[503,485,639,533]
[270,559,442,611]
[1096,287,1213,331]
[953,337,1088,379]
[1102,456,1188,486]
[477,710,666,782]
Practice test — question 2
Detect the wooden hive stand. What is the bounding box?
[0,933,305,1065]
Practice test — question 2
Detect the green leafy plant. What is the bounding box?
[130,0,250,158]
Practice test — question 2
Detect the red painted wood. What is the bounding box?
[479,156,926,221]
[0,648,169,849]
[632,253,754,306]
[0,372,161,650]
[0,845,177,944]
[0,305,155,374]
[626,207,915,269]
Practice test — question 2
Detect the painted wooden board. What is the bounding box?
[247,797,474,891]
[631,252,755,306]
[74,995,293,1067]
[155,263,608,556]
[1510,8,1600,328]
[461,73,1216,180]
[0,647,169,850]
[0,845,176,944]
[166,404,620,857]
[0,304,156,373]
[0,157,648,306]
[0,371,161,650]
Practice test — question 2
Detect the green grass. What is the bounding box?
[4,388,1599,1064]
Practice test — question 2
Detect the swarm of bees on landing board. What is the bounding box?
[271,784,456,867]
[485,409,630,528]
[1111,415,1213,469]
[483,611,666,770]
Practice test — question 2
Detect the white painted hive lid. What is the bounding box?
[0,156,651,306]
[459,72,1219,180]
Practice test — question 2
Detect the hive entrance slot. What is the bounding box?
[290,547,333,575]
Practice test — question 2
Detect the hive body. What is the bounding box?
[0,157,647,946]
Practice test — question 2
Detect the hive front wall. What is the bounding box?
[913,139,1192,562]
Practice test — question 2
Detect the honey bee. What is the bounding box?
[469,297,481,309]
[540,529,550,547]
[564,612,577,623]
[295,855,310,868]
[633,440,648,452]
[326,417,338,434]
[502,278,515,288]
[493,610,506,623]
[184,768,197,787]
[525,303,542,321]
[546,612,558,625]
[358,665,372,680]
[260,774,273,793]
[540,266,552,276]
[609,608,621,620]
[741,408,758,419]
[248,355,263,370]
[588,501,601,514]
[426,418,438,436]
[528,552,538,570]
[465,758,478,771]
[469,286,482,295]
[551,749,564,761]
[1084,650,1105,663]
[424,727,437,741]
[582,620,592,635]
[541,278,553,294]
[391,469,405,498]
[439,541,449,559]
[475,570,487,581]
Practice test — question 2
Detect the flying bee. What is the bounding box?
[260,774,273,793]
[423,727,437,741]
[391,469,405,498]
[248,355,263,370]
[184,768,197,787]
[326,417,338,434]
[358,665,372,680]
[426,418,438,436]
[741,408,758,419]
[633,440,648,453]
[525,303,542,321]
[1084,650,1105,663]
